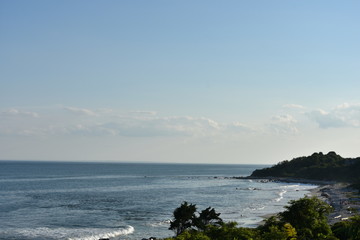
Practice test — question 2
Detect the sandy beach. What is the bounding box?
[309,183,360,224]
[257,178,360,225]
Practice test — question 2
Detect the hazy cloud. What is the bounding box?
[308,103,360,128]
[10,103,360,139]
[0,108,39,118]
[267,114,298,134]
[283,104,305,109]
[226,122,256,133]
[61,115,223,137]
[129,110,157,116]
[63,107,97,116]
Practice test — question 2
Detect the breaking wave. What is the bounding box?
[0,226,134,240]
[274,189,287,202]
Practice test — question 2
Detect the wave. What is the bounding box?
[274,189,287,202]
[1,226,134,240]
[147,219,171,227]
[68,226,134,240]
[243,204,266,211]
[282,184,300,188]
[235,187,261,191]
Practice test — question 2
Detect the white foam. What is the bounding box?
[274,189,287,202]
[282,184,300,188]
[2,226,134,240]
[68,226,134,240]
[147,219,171,227]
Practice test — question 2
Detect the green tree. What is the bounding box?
[205,222,259,240]
[279,196,333,239]
[169,202,197,236]
[259,217,297,240]
[195,207,223,231]
[332,215,360,240]
[170,231,211,240]
[261,223,297,240]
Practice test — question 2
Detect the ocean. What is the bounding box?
[0,161,317,240]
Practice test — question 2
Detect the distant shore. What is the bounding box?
[244,176,360,225]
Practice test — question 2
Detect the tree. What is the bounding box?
[279,196,333,239]
[261,223,297,240]
[205,222,259,240]
[195,207,223,231]
[332,215,360,240]
[259,217,297,240]
[169,202,197,236]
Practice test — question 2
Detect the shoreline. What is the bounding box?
[249,177,360,225]
[309,183,360,224]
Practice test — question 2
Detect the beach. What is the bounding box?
[310,183,360,224]
[257,178,360,226]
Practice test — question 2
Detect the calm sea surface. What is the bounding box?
[0,161,317,240]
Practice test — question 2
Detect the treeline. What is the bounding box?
[163,197,360,240]
[250,152,360,184]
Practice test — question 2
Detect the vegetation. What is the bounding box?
[250,151,360,184]
[163,152,360,239]
[278,197,333,239]
[164,197,360,240]
[331,215,360,240]
[168,202,223,236]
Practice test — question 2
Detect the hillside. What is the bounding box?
[250,152,360,183]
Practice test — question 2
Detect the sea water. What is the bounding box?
[0,161,317,240]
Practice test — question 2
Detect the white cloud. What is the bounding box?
[101,116,224,137]
[63,106,97,116]
[23,113,225,138]
[226,122,256,133]
[267,114,298,134]
[283,104,306,109]
[0,108,39,118]
[307,103,360,128]
[129,110,157,116]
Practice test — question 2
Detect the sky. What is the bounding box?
[1,0,360,164]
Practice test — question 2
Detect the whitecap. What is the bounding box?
[274,189,287,202]
[2,226,134,240]
[67,226,134,240]
[147,219,171,227]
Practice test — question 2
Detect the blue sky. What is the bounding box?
[1,1,360,163]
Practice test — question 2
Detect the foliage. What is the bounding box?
[205,222,259,240]
[169,201,197,236]
[260,223,297,240]
[250,152,360,183]
[332,215,360,240]
[195,207,223,231]
[279,196,334,239]
[169,202,223,236]
[164,231,211,240]
[164,197,359,240]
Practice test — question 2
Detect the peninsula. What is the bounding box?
[250,151,360,185]
[161,152,360,240]
[249,151,360,225]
